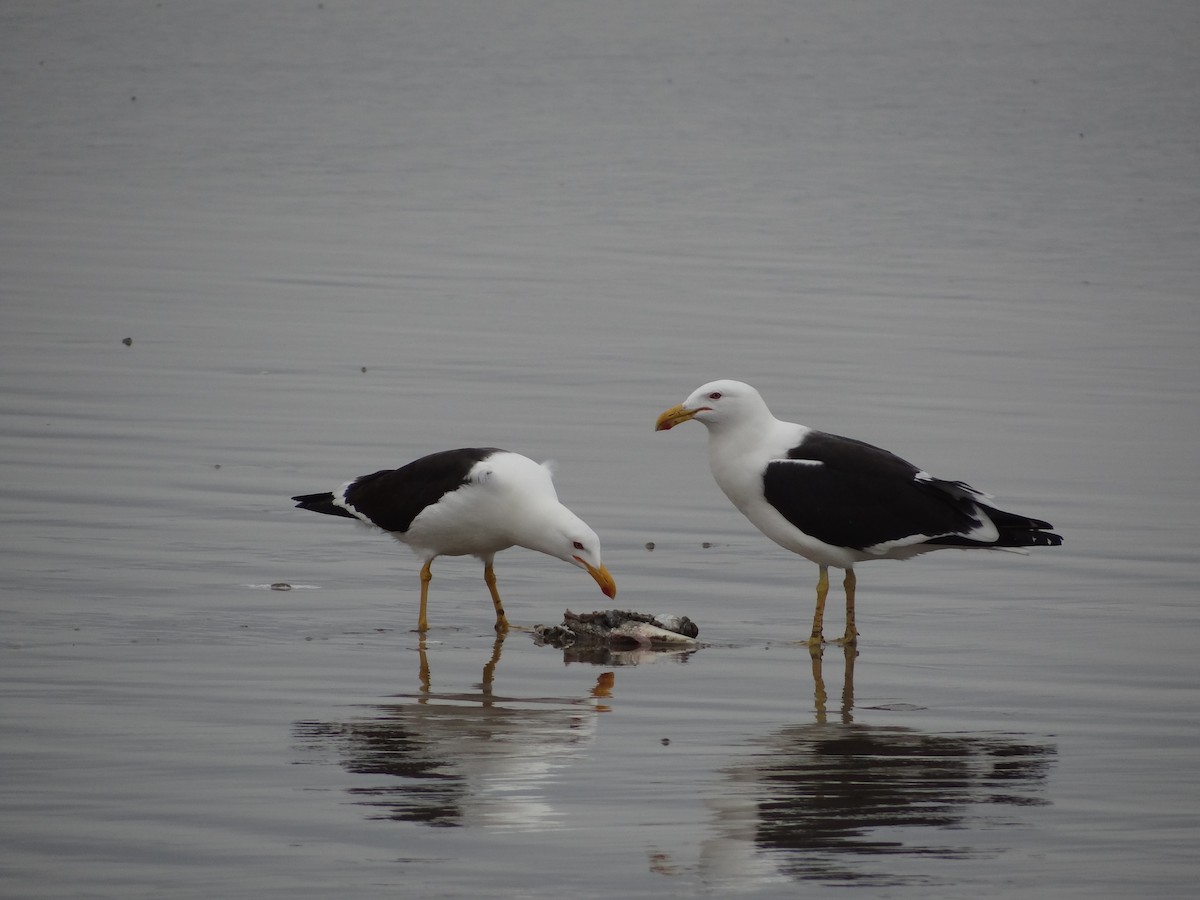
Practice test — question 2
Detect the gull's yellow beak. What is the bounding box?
[585,562,617,599]
[655,403,700,432]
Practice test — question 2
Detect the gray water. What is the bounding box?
[2,1,1198,897]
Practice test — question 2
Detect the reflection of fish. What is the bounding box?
[554,643,698,667]
[293,637,612,831]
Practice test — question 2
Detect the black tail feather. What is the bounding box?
[928,503,1063,549]
[985,506,1055,533]
[990,528,1063,548]
[930,528,1063,549]
[292,491,357,520]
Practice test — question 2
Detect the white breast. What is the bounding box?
[707,421,861,569]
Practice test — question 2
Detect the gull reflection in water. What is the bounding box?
[293,635,614,831]
[680,646,1058,888]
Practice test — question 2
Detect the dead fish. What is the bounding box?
[534,609,699,650]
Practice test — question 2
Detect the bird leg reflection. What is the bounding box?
[809,643,828,713]
[417,637,431,695]
[415,633,507,701]
[808,641,857,725]
[478,634,505,703]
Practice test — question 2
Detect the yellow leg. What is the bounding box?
[483,562,511,633]
[416,560,433,633]
[830,569,859,645]
[801,565,830,646]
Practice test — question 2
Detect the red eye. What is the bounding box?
[708,391,722,400]
[573,541,585,550]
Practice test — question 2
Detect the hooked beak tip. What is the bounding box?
[583,561,617,599]
[655,403,698,432]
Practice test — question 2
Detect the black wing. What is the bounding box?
[761,432,984,550]
[294,447,503,534]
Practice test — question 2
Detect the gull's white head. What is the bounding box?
[655,380,773,433]
[518,503,617,599]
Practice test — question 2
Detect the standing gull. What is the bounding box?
[293,448,616,633]
[655,380,1061,645]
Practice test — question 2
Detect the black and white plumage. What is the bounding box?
[293,448,616,633]
[655,380,1062,645]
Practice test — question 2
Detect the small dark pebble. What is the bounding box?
[661,738,671,746]
[122,337,132,346]
[361,366,368,373]
[644,541,655,551]
[701,541,712,548]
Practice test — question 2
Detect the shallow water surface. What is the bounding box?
[2,1,1198,897]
